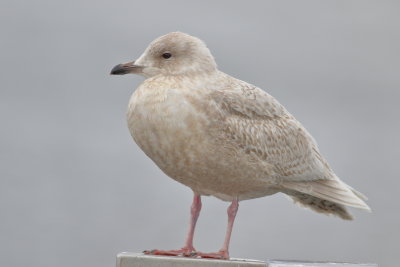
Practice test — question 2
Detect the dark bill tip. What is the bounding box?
[110,63,129,75]
[110,61,141,75]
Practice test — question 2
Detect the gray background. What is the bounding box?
[1,1,398,267]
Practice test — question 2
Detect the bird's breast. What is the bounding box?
[127,85,210,181]
[125,80,278,201]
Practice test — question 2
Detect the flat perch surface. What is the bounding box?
[116,252,377,267]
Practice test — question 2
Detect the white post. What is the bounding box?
[116,252,377,267]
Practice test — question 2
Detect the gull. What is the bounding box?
[110,32,370,259]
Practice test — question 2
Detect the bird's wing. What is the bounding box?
[208,76,335,182]
[205,75,370,210]
[282,179,370,211]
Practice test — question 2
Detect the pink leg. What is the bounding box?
[144,194,202,257]
[197,198,239,260]
[183,194,202,251]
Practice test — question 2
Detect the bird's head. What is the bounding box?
[110,32,217,78]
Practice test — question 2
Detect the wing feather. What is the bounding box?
[208,75,334,182]
[282,180,371,210]
[203,73,369,210]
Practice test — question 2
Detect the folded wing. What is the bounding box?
[208,75,370,212]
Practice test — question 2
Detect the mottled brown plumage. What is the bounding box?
[111,32,370,259]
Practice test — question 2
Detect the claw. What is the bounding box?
[143,248,197,257]
[196,251,229,260]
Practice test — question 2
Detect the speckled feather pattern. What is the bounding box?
[124,32,370,219]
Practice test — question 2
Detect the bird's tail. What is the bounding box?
[281,179,371,220]
[283,190,354,220]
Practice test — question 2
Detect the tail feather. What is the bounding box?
[285,190,354,220]
[281,179,371,219]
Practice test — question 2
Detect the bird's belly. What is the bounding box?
[127,90,278,201]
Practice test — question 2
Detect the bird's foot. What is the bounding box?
[143,247,196,257]
[195,250,229,260]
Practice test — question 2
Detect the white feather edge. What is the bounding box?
[281,179,371,211]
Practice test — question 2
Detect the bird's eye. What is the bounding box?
[162,52,172,59]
